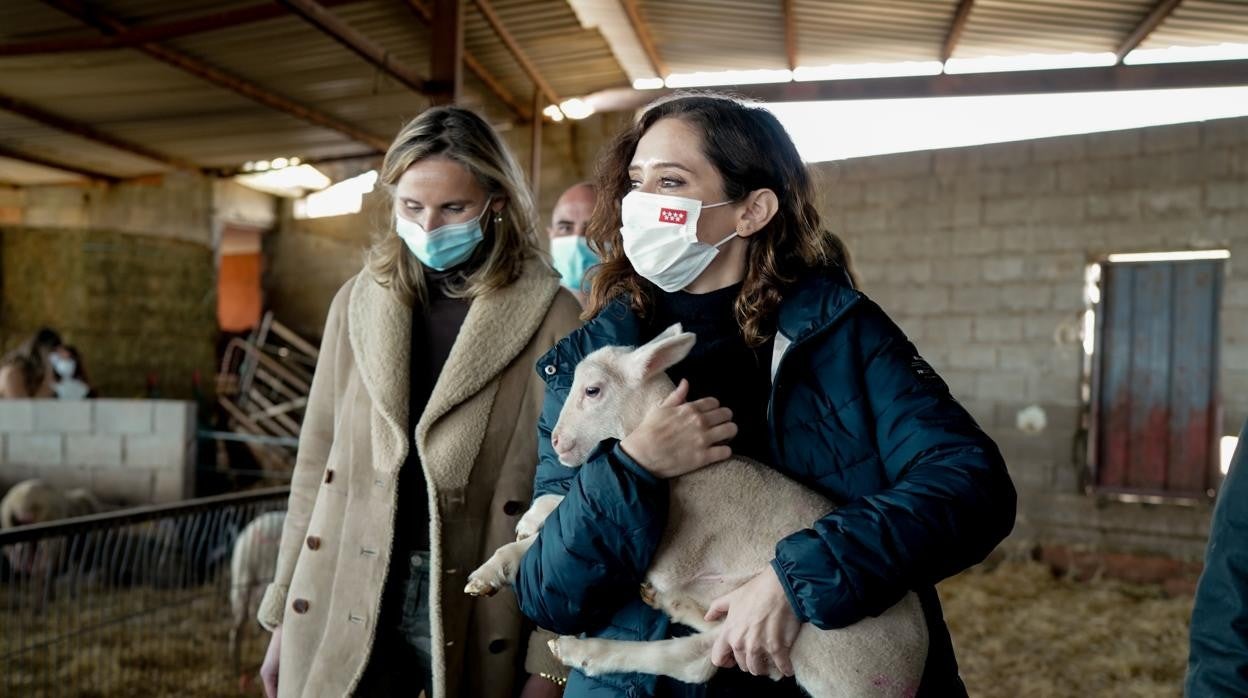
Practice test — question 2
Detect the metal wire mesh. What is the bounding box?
[1,487,289,697]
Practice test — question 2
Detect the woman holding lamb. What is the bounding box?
[512,93,1017,697]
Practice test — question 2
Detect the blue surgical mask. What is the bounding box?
[550,235,597,292]
[395,201,491,271]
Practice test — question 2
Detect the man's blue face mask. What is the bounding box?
[550,235,597,292]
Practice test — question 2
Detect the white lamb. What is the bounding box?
[465,324,928,697]
[1,479,107,575]
[229,510,285,687]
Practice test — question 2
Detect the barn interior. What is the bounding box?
[1,1,1247,695]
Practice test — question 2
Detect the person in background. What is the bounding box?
[49,345,94,399]
[547,182,598,303]
[1186,421,1248,696]
[0,328,62,399]
[256,106,579,698]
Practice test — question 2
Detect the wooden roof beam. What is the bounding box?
[0,92,199,170]
[0,143,119,182]
[278,0,429,94]
[1116,0,1184,64]
[41,0,389,152]
[782,0,797,71]
[0,1,361,57]
[621,0,668,79]
[472,0,561,106]
[426,0,462,104]
[941,0,975,64]
[401,0,531,119]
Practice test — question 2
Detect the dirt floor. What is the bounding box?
[2,582,268,697]
[2,559,1193,697]
[941,560,1193,698]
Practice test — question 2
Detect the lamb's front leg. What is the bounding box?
[515,494,563,540]
[548,632,720,684]
[465,494,562,596]
[465,533,537,596]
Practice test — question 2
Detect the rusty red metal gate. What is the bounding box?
[1092,258,1223,497]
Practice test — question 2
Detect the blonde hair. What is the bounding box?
[367,106,541,305]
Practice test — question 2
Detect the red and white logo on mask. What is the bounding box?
[658,208,687,225]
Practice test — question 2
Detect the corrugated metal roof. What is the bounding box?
[464,0,628,102]
[0,155,90,185]
[796,0,959,63]
[0,2,95,41]
[1142,0,1248,48]
[0,0,627,184]
[955,0,1157,57]
[638,0,789,72]
[2,0,1247,186]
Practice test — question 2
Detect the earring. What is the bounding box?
[495,212,503,224]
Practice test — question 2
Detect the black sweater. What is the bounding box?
[647,283,774,463]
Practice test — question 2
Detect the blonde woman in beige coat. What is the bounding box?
[256,106,581,698]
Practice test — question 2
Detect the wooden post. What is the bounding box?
[530,89,542,206]
[429,0,463,105]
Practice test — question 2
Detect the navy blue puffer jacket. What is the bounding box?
[514,269,1017,697]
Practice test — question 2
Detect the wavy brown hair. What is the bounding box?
[367,106,542,306]
[584,93,855,346]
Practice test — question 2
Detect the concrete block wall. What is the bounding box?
[0,399,197,505]
[814,116,1248,559]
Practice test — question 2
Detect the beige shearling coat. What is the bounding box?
[257,258,581,697]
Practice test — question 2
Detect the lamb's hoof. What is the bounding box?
[464,578,498,597]
[640,582,658,608]
[548,637,595,673]
[515,520,540,540]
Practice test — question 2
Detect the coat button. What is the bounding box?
[503,500,523,516]
[543,364,556,376]
[323,469,334,484]
[292,598,310,614]
[306,535,321,551]
[488,639,508,654]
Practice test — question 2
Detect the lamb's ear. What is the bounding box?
[626,326,696,382]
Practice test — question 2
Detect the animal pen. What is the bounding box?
[1,488,288,697]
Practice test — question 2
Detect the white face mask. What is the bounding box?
[619,191,737,292]
[50,354,76,379]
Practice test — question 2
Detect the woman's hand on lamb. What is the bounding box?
[705,567,800,677]
[620,379,737,479]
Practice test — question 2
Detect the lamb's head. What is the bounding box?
[550,323,696,467]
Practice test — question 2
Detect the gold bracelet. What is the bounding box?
[539,671,568,687]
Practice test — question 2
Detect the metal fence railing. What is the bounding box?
[1,487,290,697]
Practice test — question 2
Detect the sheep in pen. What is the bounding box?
[0,485,288,696]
